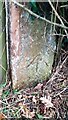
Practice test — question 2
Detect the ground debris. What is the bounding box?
[0,54,68,119]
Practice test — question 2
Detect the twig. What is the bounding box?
[5,0,11,81]
[61,16,68,25]
[0,45,6,60]
[60,5,68,8]
[0,64,6,71]
[11,0,68,30]
[48,0,68,38]
[53,0,58,31]
[50,33,67,37]
[53,86,68,98]
[0,100,8,105]
[44,56,68,89]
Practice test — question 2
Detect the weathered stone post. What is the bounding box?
[10,2,56,89]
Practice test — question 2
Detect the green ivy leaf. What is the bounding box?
[13,89,18,94]
[37,113,44,119]
[3,90,10,97]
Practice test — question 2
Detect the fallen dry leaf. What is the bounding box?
[32,96,36,104]
[40,96,53,108]
[34,83,43,90]
[0,113,7,120]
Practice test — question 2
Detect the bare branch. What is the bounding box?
[48,0,68,38]
[53,86,68,98]
[44,56,68,88]
[0,64,6,71]
[11,0,68,30]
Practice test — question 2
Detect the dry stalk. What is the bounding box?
[48,0,68,38]
[44,56,68,89]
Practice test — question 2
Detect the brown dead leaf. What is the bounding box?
[34,83,43,90]
[18,102,35,118]
[0,113,7,120]
[18,103,29,117]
